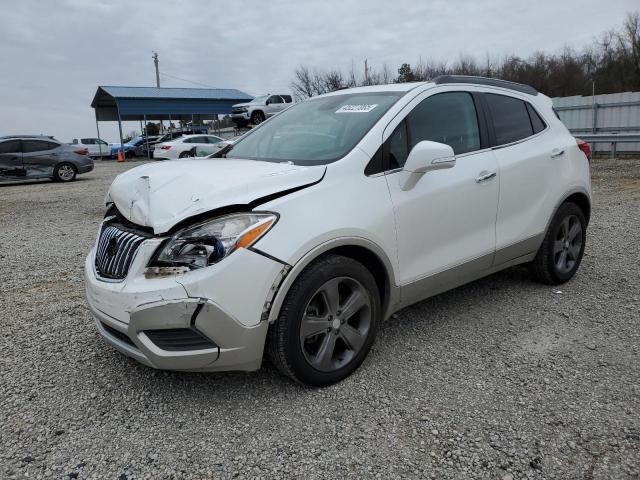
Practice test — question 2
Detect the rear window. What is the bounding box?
[22,140,58,153]
[485,93,533,145]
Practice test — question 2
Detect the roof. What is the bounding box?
[91,85,254,121]
[94,86,253,102]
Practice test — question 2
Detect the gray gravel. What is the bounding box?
[1,157,639,479]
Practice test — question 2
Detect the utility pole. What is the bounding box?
[153,52,163,133]
[364,59,369,85]
[153,51,160,87]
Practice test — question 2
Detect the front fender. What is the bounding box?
[264,236,400,324]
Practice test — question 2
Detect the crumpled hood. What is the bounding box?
[107,159,325,234]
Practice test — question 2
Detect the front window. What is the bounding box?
[226,92,403,165]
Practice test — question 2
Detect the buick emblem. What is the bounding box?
[106,237,118,257]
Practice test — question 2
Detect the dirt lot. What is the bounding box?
[0,157,638,479]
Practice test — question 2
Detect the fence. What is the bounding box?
[552,91,640,154]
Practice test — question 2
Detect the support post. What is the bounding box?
[116,102,125,161]
[169,114,172,132]
[144,115,150,160]
[611,142,616,160]
[94,110,104,158]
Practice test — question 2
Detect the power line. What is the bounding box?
[159,72,216,88]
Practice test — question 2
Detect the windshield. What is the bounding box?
[250,95,269,104]
[227,92,403,165]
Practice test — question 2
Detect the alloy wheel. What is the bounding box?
[553,214,582,274]
[58,165,75,181]
[299,276,372,372]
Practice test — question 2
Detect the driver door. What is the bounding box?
[0,139,24,179]
[384,91,499,301]
[266,95,285,117]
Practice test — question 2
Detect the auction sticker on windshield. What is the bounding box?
[336,104,378,113]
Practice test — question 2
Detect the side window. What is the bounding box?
[281,95,293,103]
[387,121,410,170]
[184,136,203,144]
[526,103,546,134]
[206,136,221,144]
[72,139,78,144]
[22,140,54,153]
[45,141,60,150]
[0,140,21,154]
[268,95,284,104]
[406,92,481,156]
[81,138,95,145]
[485,94,533,145]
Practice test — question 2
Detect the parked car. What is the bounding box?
[154,134,223,160]
[85,76,591,386]
[1,135,93,182]
[71,137,110,158]
[133,135,162,157]
[231,94,294,126]
[110,136,148,158]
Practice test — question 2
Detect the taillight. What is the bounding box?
[74,148,88,155]
[160,145,171,150]
[576,139,591,161]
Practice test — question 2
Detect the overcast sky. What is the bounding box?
[0,0,637,142]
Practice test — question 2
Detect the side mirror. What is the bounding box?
[399,140,456,191]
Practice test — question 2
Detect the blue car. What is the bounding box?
[110,137,146,158]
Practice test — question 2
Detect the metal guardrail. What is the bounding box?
[574,133,640,158]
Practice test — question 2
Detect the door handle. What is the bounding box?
[475,171,496,183]
[550,148,565,158]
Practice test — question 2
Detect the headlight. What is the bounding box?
[147,212,277,273]
[237,107,248,113]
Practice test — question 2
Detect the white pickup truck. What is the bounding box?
[230,94,294,127]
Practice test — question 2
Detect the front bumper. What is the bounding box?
[85,238,287,372]
[230,113,249,124]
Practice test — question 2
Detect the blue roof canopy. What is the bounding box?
[91,85,253,121]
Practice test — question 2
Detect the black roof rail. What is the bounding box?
[432,75,538,96]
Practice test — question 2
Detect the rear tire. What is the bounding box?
[53,163,76,182]
[529,202,586,285]
[179,151,192,158]
[267,254,380,387]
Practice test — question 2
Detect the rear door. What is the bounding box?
[21,139,62,177]
[0,139,24,179]
[481,92,558,264]
[81,138,97,156]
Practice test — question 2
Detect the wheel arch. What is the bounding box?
[266,238,399,324]
[563,191,591,225]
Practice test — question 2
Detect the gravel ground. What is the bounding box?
[0,157,638,479]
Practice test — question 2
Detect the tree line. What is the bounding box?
[291,12,640,99]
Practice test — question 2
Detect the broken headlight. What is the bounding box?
[148,213,277,273]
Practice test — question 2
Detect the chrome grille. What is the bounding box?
[95,224,147,280]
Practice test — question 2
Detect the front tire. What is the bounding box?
[53,163,76,182]
[530,202,586,284]
[251,111,265,125]
[267,254,380,387]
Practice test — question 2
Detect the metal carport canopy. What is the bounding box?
[91,85,254,121]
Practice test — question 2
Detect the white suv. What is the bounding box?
[85,76,591,386]
[230,94,294,126]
